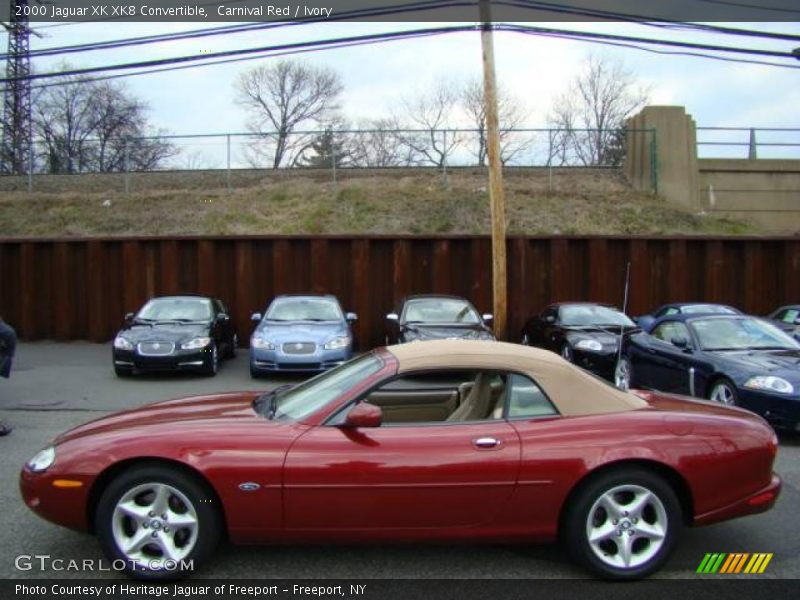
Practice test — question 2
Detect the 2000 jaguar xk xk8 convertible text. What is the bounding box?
[21,341,780,580]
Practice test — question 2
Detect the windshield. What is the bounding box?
[265,297,343,321]
[682,304,737,315]
[692,317,800,351]
[137,298,212,321]
[560,305,635,327]
[272,353,384,421]
[403,298,480,324]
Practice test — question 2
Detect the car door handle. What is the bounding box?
[473,437,500,449]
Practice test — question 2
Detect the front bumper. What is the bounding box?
[736,388,800,431]
[19,467,91,532]
[113,346,212,373]
[572,349,618,381]
[250,345,352,373]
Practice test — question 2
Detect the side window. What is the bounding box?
[540,307,557,323]
[506,373,558,419]
[664,307,680,316]
[779,309,799,324]
[351,370,507,425]
[652,322,691,345]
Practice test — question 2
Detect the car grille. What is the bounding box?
[282,342,316,355]
[137,342,176,356]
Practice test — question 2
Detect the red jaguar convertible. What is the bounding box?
[20,341,781,580]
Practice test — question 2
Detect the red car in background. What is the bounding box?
[21,340,780,580]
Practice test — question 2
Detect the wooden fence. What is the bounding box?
[1,235,798,348]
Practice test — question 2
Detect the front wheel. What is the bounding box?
[203,344,218,376]
[614,357,633,391]
[95,465,221,579]
[563,468,681,580]
[709,378,738,406]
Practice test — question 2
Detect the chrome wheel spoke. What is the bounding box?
[116,500,150,523]
[153,531,183,561]
[635,520,665,541]
[150,484,171,515]
[599,495,624,521]
[617,532,635,567]
[166,511,197,530]
[121,528,151,555]
[589,521,617,544]
[626,490,652,519]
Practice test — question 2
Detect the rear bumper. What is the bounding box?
[693,473,782,526]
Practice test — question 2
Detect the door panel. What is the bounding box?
[283,421,521,530]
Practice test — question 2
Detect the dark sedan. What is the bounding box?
[112,296,237,377]
[521,302,636,381]
[386,295,494,344]
[634,302,741,333]
[766,305,800,341]
[616,314,800,431]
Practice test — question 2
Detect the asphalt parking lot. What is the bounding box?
[1,342,799,580]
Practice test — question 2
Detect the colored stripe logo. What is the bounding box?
[697,553,773,574]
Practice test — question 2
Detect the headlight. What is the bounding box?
[113,336,133,351]
[575,339,604,352]
[181,337,211,350]
[27,446,55,472]
[744,376,795,395]
[250,337,275,350]
[324,336,351,350]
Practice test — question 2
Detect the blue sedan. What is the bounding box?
[633,302,741,333]
[616,314,800,431]
[249,295,357,377]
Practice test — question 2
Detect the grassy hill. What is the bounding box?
[0,168,754,237]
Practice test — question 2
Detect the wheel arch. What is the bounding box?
[86,457,228,536]
[704,373,734,399]
[557,459,695,536]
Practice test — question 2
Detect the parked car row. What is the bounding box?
[111,294,799,430]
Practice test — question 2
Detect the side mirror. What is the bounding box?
[251,312,262,322]
[545,315,556,324]
[671,336,690,350]
[482,313,493,322]
[386,313,399,322]
[124,312,134,323]
[216,313,229,322]
[346,312,358,322]
[344,403,382,428]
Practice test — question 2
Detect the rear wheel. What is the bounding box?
[563,468,681,580]
[709,378,738,406]
[95,465,221,579]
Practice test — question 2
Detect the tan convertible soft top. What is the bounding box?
[387,340,646,416]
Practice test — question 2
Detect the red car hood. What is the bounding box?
[56,391,264,444]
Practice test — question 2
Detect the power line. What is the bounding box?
[685,0,800,15]
[7,1,479,60]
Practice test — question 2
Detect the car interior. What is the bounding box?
[360,369,557,425]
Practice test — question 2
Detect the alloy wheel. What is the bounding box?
[710,381,736,406]
[585,484,668,570]
[111,483,199,567]
[614,359,631,391]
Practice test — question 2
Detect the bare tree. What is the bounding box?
[33,72,175,173]
[549,54,650,167]
[348,118,416,168]
[395,81,462,168]
[235,60,344,169]
[461,78,530,166]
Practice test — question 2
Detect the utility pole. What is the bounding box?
[480,0,508,340]
[1,0,33,176]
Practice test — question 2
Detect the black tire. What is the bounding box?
[203,343,218,377]
[226,334,238,359]
[614,357,634,391]
[708,377,739,406]
[562,467,682,580]
[114,365,133,378]
[95,464,222,580]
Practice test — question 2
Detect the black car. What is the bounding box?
[385,295,495,344]
[521,302,637,381]
[766,305,800,341]
[112,295,237,377]
[616,313,800,431]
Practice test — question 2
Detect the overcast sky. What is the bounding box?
[5,19,799,165]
